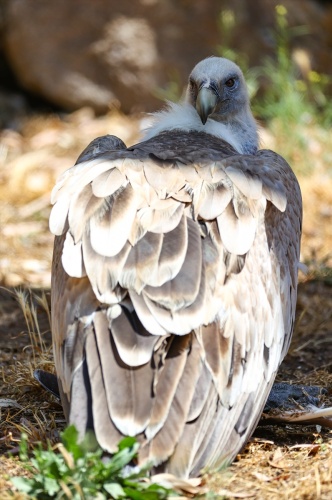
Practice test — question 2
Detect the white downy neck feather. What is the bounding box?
[142,101,254,154]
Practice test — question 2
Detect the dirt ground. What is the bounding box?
[0,110,332,498]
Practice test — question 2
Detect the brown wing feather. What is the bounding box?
[51,131,302,477]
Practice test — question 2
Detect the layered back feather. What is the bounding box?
[50,127,302,477]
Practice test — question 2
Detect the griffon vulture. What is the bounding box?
[49,57,302,478]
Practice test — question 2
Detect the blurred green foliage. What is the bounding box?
[216,9,259,100]
[218,5,332,127]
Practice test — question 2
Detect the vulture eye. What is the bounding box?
[225,78,236,88]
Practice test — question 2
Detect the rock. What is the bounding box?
[2,0,332,113]
[264,382,326,412]
[2,0,221,112]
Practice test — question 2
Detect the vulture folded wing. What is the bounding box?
[50,130,302,478]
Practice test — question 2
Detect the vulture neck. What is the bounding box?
[143,101,259,155]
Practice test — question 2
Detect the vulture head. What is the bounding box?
[144,56,258,154]
[186,57,250,125]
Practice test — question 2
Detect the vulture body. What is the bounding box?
[50,57,302,477]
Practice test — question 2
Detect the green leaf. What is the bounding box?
[61,425,83,460]
[18,432,29,462]
[117,437,137,451]
[105,443,140,475]
[43,476,61,495]
[104,482,126,498]
[123,486,167,500]
[93,493,108,500]
[11,476,34,493]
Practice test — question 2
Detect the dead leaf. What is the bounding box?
[288,443,321,457]
[268,446,292,470]
[308,444,321,457]
[272,447,283,462]
[274,473,291,481]
[252,471,272,482]
[268,460,292,470]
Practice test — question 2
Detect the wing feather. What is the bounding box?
[110,306,160,367]
[197,184,232,220]
[217,200,258,255]
[89,185,138,257]
[62,232,85,278]
[143,218,201,309]
[68,184,105,243]
[124,216,188,290]
[49,195,70,236]
[82,230,129,303]
[91,167,126,198]
[225,165,262,199]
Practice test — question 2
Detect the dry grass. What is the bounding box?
[0,288,62,455]
[0,108,332,498]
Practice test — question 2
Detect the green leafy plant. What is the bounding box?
[217,5,332,127]
[11,426,171,499]
[252,5,310,125]
[216,9,259,100]
[251,5,332,127]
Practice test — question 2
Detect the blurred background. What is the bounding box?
[0,0,332,289]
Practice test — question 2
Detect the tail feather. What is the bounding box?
[93,310,155,437]
[145,335,203,466]
[84,325,122,453]
[167,383,219,477]
[145,335,191,441]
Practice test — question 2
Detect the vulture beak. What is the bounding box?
[196,85,218,125]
